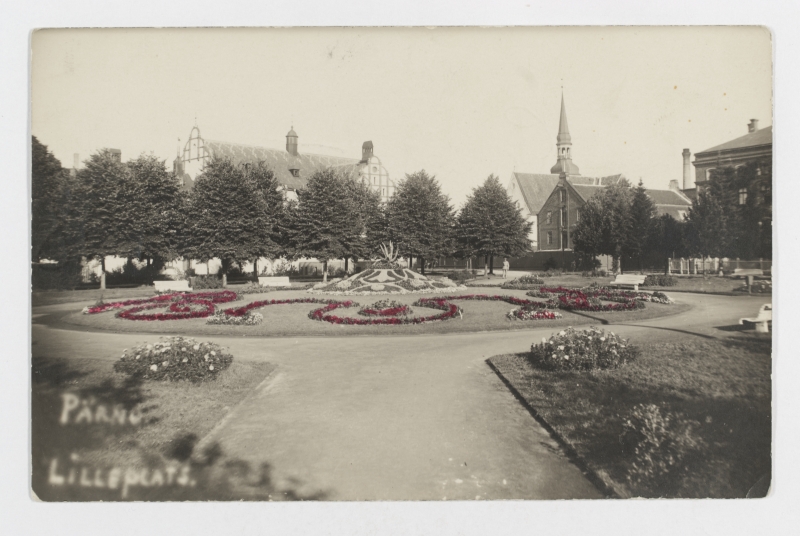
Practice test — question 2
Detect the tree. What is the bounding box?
[624,180,657,270]
[648,213,688,273]
[285,168,354,282]
[571,196,607,264]
[386,170,455,274]
[685,177,731,261]
[31,136,67,262]
[245,161,286,278]
[120,154,188,269]
[185,157,272,282]
[69,149,135,287]
[342,176,385,271]
[456,174,532,274]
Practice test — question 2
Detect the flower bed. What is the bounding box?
[529,326,639,371]
[112,336,233,382]
[83,291,239,321]
[501,274,545,290]
[523,286,673,311]
[308,268,466,295]
[735,280,772,294]
[358,299,413,317]
[206,310,264,325]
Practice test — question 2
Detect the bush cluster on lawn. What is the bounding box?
[113,336,233,382]
[735,279,772,293]
[445,270,477,283]
[529,326,639,371]
[501,274,545,290]
[358,299,413,317]
[206,309,264,325]
[581,269,608,278]
[643,274,678,287]
[620,403,705,491]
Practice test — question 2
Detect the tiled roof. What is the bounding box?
[570,184,607,202]
[656,206,689,220]
[697,126,772,155]
[511,172,625,215]
[204,139,359,190]
[644,188,692,206]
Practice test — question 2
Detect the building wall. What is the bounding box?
[506,173,539,249]
[358,156,394,203]
[537,184,583,252]
[693,145,771,186]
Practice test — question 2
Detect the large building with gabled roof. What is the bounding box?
[172,124,395,202]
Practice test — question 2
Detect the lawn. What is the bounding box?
[489,335,772,498]
[56,288,691,337]
[467,272,768,295]
[30,354,313,501]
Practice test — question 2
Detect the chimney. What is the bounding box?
[748,119,759,133]
[668,179,680,191]
[108,148,121,162]
[682,148,692,190]
[361,140,374,163]
[73,153,80,169]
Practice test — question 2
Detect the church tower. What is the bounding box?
[550,94,581,175]
[286,126,299,156]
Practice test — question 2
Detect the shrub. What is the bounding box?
[113,336,233,382]
[206,310,263,325]
[446,270,476,283]
[620,404,705,491]
[358,299,413,317]
[543,257,559,271]
[192,275,224,289]
[32,261,83,290]
[735,279,772,294]
[529,326,639,371]
[643,274,678,287]
[501,274,545,290]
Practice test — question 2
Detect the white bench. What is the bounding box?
[608,274,647,291]
[739,304,772,333]
[154,280,192,292]
[258,276,291,287]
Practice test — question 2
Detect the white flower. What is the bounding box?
[564,356,569,360]
[558,345,565,351]
[209,364,214,371]
[559,331,566,336]
[162,361,169,367]
[182,357,188,363]
[193,344,200,350]
[542,337,547,344]
[211,350,216,356]
[135,354,140,360]
[204,354,209,361]
[552,354,557,358]
[600,337,606,342]
[146,344,153,350]
[181,347,186,352]
[150,364,158,371]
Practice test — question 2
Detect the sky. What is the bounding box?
[31,26,772,207]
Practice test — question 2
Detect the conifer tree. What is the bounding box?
[456,174,532,274]
[245,161,286,277]
[624,180,657,270]
[342,176,385,271]
[386,170,455,274]
[31,136,67,262]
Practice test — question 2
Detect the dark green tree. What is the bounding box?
[685,176,730,261]
[570,180,633,273]
[571,196,607,263]
[185,157,272,282]
[244,161,286,278]
[121,154,188,270]
[648,213,688,273]
[285,168,353,282]
[456,174,532,274]
[386,170,455,274]
[342,176,385,271]
[31,136,67,262]
[624,180,657,270]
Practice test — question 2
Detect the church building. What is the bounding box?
[173,125,395,203]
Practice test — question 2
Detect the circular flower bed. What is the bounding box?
[206,310,264,325]
[112,336,233,382]
[358,300,413,317]
[309,268,466,295]
[529,326,639,371]
[84,291,239,321]
[524,287,672,311]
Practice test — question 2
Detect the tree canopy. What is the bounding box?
[456,174,532,263]
[386,170,455,273]
[31,136,67,262]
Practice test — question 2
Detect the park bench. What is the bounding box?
[608,274,646,291]
[739,303,772,333]
[154,280,192,292]
[733,268,764,278]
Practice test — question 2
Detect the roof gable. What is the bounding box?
[510,172,625,215]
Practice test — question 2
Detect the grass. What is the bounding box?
[57,288,691,338]
[489,335,772,498]
[30,354,300,501]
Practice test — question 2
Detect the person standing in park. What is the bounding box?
[502,258,510,279]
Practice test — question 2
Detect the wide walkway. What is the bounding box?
[31,292,769,500]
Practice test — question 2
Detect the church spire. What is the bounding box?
[550,92,580,175]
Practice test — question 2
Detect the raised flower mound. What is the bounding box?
[112,336,233,382]
[358,299,413,317]
[529,326,639,371]
[501,274,546,290]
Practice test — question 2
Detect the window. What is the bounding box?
[575,209,580,223]
[739,188,748,205]
[546,231,553,245]
[373,177,377,185]
[562,231,569,249]
[372,166,377,172]
[546,211,552,224]
[561,209,566,226]
[559,190,565,202]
